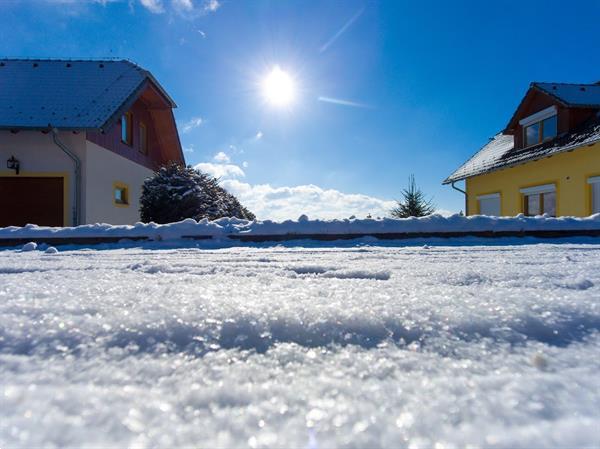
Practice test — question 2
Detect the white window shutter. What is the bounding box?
[477,194,501,216]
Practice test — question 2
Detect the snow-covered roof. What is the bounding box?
[443,133,514,185]
[534,82,600,108]
[444,116,600,184]
[0,58,176,131]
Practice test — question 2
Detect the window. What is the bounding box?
[139,122,148,154]
[524,114,557,147]
[113,183,129,207]
[520,106,558,148]
[121,112,133,146]
[589,176,600,214]
[477,193,501,216]
[520,184,556,216]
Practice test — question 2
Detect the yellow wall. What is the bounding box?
[466,142,600,216]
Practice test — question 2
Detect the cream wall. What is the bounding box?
[0,130,154,226]
[84,140,153,225]
[466,143,600,217]
[0,130,87,226]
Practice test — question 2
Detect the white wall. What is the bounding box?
[84,140,153,225]
[0,130,87,226]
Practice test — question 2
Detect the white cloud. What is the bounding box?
[139,0,219,16]
[140,0,164,13]
[254,131,263,140]
[193,149,452,220]
[195,163,245,179]
[213,151,230,163]
[221,180,398,221]
[181,116,203,134]
[183,144,195,153]
[172,0,192,11]
[203,0,219,12]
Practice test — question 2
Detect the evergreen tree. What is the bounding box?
[390,175,435,218]
[140,163,256,223]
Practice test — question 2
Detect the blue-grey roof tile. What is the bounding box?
[0,58,170,130]
[534,82,600,108]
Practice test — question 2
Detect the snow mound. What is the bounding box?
[0,213,599,243]
[21,242,37,251]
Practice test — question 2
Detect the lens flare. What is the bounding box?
[262,66,295,107]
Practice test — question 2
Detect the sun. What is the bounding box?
[262,66,295,107]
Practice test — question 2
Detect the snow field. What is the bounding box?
[1,242,599,448]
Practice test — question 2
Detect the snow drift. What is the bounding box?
[0,213,599,242]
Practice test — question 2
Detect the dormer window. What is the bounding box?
[520,106,557,148]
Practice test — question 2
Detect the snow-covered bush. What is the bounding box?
[140,163,255,223]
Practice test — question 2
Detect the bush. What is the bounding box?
[140,163,255,223]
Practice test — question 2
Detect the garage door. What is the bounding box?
[0,177,64,227]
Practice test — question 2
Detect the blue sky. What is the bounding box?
[1,0,599,219]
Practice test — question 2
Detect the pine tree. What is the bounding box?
[390,174,435,218]
[140,163,256,223]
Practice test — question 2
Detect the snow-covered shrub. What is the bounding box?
[140,163,255,223]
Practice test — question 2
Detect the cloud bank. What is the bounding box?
[221,179,397,221]
[192,156,451,221]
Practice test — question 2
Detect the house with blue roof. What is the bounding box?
[444,81,600,217]
[0,58,185,227]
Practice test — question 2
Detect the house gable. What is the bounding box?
[505,85,599,150]
[86,82,184,171]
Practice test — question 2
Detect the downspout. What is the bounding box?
[451,181,468,216]
[51,128,81,226]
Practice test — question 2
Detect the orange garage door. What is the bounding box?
[0,177,64,227]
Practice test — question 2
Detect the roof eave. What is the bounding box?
[143,70,178,108]
[443,136,600,186]
[442,177,463,185]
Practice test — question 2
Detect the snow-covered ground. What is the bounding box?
[1,240,599,448]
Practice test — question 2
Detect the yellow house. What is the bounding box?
[444,81,600,217]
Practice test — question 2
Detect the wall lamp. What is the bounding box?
[7,155,20,175]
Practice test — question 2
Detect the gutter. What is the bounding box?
[450,181,468,216]
[51,129,81,226]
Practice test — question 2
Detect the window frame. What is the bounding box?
[113,182,130,208]
[520,184,557,217]
[523,114,557,148]
[121,112,133,146]
[588,176,600,215]
[519,106,558,148]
